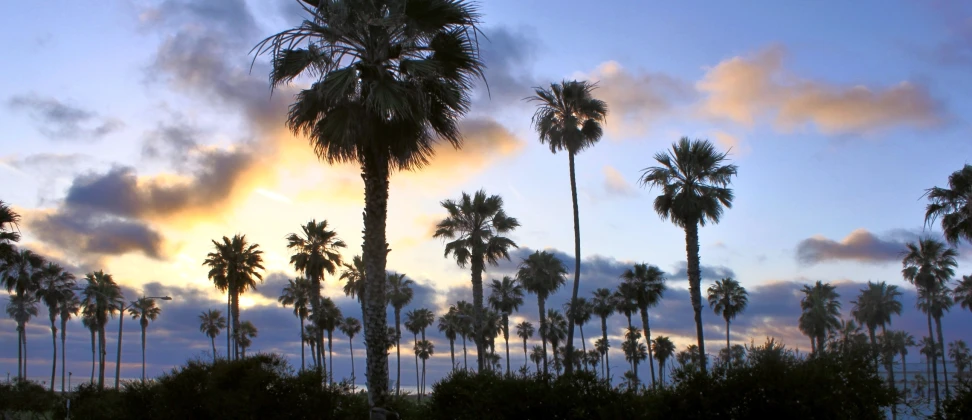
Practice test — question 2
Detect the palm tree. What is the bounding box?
[127,297,162,382]
[1,249,44,298]
[850,281,903,348]
[438,311,460,372]
[903,237,957,410]
[652,336,676,387]
[454,301,474,370]
[318,297,343,385]
[405,310,422,392]
[920,336,939,400]
[6,293,38,381]
[339,317,361,383]
[564,297,592,355]
[954,275,972,314]
[203,234,265,360]
[256,1,486,409]
[528,80,608,374]
[621,263,666,387]
[591,288,615,380]
[340,255,366,303]
[80,270,123,389]
[237,320,257,358]
[35,262,75,391]
[304,323,321,368]
[614,284,638,331]
[516,321,535,371]
[198,309,226,362]
[279,277,312,371]
[481,309,503,370]
[799,281,841,355]
[59,294,80,392]
[434,190,520,372]
[415,339,434,400]
[386,272,413,394]
[622,327,647,388]
[924,164,972,246]
[516,250,568,375]
[639,138,738,374]
[707,277,748,367]
[0,201,21,261]
[949,340,971,380]
[918,284,954,398]
[594,338,609,379]
[530,345,545,374]
[489,276,524,374]
[544,309,568,375]
[81,308,97,384]
[890,330,916,398]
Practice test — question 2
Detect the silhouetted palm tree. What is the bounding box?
[454,301,474,370]
[318,297,343,384]
[2,249,43,298]
[528,80,608,374]
[36,262,75,391]
[82,308,96,384]
[799,281,841,355]
[622,327,647,388]
[595,338,609,379]
[851,281,903,348]
[387,272,413,394]
[128,297,162,382]
[949,340,971,380]
[924,164,972,246]
[415,339,434,400]
[80,270,123,389]
[530,345,545,374]
[340,255,365,303]
[516,321,535,371]
[405,310,422,392]
[707,277,748,367]
[59,294,80,391]
[6,293,38,381]
[954,275,972,314]
[622,263,666,387]
[517,251,568,375]
[435,190,519,371]
[438,311,460,372]
[198,309,226,362]
[888,330,916,398]
[489,276,524,374]
[591,288,615,380]
[544,309,568,375]
[279,277,312,371]
[256,0,486,408]
[918,284,954,398]
[237,320,257,358]
[652,336,676,387]
[339,317,361,383]
[639,138,738,374]
[564,297,592,354]
[0,201,20,261]
[203,235,264,360]
[304,323,321,368]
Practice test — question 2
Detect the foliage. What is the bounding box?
[0,379,59,416]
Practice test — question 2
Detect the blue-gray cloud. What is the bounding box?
[7,93,124,141]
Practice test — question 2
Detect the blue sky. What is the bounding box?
[1,0,971,387]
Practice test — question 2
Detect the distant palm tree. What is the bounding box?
[434,190,520,372]
[6,293,38,381]
[799,281,841,355]
[622,263,666,387]
[481,309,503,370]
[903,237,957,410]
[528,80,608,374]
[889,330,916,398]
[237,320,257,358]
[203,235,265,360]
[80,270,123,389]
[652,336,676,387]
[82,308,97,384]
[516,321,535,371]
[339,317,361,383]
[920,336,939,400]
[405,310,423,392]
[595,338,609,379]
[949,340,971,380]
[279,277,312,371]
[2,249,44,298]
[924,164,972,246]
[622,327,647,388]
[489,276,524,374]
[128,297,162,382]
[707,277,748,367]
[639,138,738,374]
[340,255,365,303]
[198,309,226,362]
[35,262,75,391]
[386,272,414,394]
[586,349,601,373]
[850,281,903,348]
[564,297,592,355]
[954,275,972,314]
[0,201,21,261]
[304,323,321,368]
[59,294,80,391]
[614,284,638,330]
[438,311,460,372]
[415,339,434,400]
[530,345,545,374]
[516,251,568,375]
[544,309,568,375]
[454,301,474,370]
[591,288,616,380]
[918,285,954,397]
[318,297,343,384]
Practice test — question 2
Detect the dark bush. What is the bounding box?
[944,379,972,419]
[0,379,60,416]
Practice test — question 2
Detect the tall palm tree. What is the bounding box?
[279,277,312,371]
[454,301,474,370]
[128,297,162,382]
[564,297,592,354]
[414,308,436,392]
[528,80,608,375]
[415,339,434,400]
[652,336,676,387]
[6,293,38,381]
[489,276,524,374]
[924,164,972,246]
[707,277,748,367]
[0,201,21,261]
[35,262,75,391]
[339,317,361,383]
[203,235,265,360]
[340,255,366,303]
[918,284,954,398]
[902,237,957,410]
[386,272,413,394]
[954,275,972,314]
[318,297,343,385]
[888,330,916,398]
[622,327,647,388]
[1,249,44,298]
[850,281,903,348]
[516,250,568,375]
[198,309,226,362]
[59,294,80,392]
[591,288,615,380]
[237,320,258,358]
[434,190,520,371]
[798,281,841,355]
[544,309,568,375]
[516,321,534,371]
[80,270,123,389]
[405,310,422,392]
[639,138,738,374]
[530,345,545,374]
[256,1,486,410]
[621,263,666,387]
[82,308,97,384]
[438,311,460,372]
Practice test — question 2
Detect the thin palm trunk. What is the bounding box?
[471,256,486,372]
[684,221,707,374]
[413,332,419,394]
[50,315,57,392]
[16,326,22,380]
[640,309,656,388]
[725,319,731,367]
[421,357,427,399]
[89,328,95,384]
[461,335,467,370]
[565,152,581,376]
[98,326,107,389]
[395,309,402,395]
[327,331,334,385]
[22,329,28,380]
[538,298,549,375]
[226,292,231,360]
[882,325,897,420]
[901,351,908,399]
[299,316,305,371]
[60,317,67,392]
[211,335,217,362]
[503,315,511,375]
[361,152,392,411]
[522,338,528,371]
[349,338,356,383]
[935,316,949,397]
[928,313,941,411]
[141,323,147,382]
[448,338,455,372]
[115,314,124,389]
[601,315,610,381]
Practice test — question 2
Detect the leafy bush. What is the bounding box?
[0,379,60,415]
[944,378,972,419]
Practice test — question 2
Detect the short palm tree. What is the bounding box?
[622,327,647,388]
[203,234,264,360]
[528,80,608,374]
[340,255,365,303]
[889,330,916,397]
[652,336,676,387]
[318,297,343,384]
[954,275,972,313]
[516,321,535,371]
[850,281,903,348]
[339,317,361,383]
[35,262,75,391]
[530,345,545,374]
[544,309,568,375]
[434,190,520,372]
[59,294,80,392]
[621,263,666,387]
[516,251,568,375]
[639,138,738,374]
[591,288,616,380]
[799,281,841,355]
[918,284,954,398]
[564,297,592,354]
[304,323,321,368]
[128,297,162,381]
[198,309,226,362]
[438,311,460,372]
[387,272,413,393]
[0,201,21,261]
[924,164,972,246]
[949,340,971,379]
[489,276,524,374]
[415,339,434,399]
[237,320,258,358]
[256,0,486,409]
[405,310,423,391]
[80,270,123,389]
[707,277,748,366]
[453,301,474,370]
[594,338,609,379]
[6,293,38,381]
[279,277,312,371]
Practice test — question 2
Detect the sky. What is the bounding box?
[1,0,972,388]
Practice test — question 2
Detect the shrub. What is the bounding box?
[0,379,60,416]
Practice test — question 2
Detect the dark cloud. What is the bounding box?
[472,26,541,111]
[796,228,909,265]
[667,261,737,282]
[7,94,124,141]
[29,209,165,260]
[5,153,89,171]
[924,1,972,68]
[141,118,201,165]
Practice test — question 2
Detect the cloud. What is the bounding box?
[795,228,909,265]
[7,94,124,140]
[711,131,751,156]
[141,117,202,165]
[581,61,694,138]
[602,165,637,197]
[666,261,737,282]
[472,26,541,111]
[696,45,944,135]
[27,208,166,260]
[398,117,525,184]
[922,2,972,68]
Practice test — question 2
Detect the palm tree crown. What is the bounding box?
[286,219,345,289]
[924,164,972,246]
[902,238,958,291]
[849,281,902,345]
[799,281,841,354]
[954,275,972,313]
[0,201,21,261]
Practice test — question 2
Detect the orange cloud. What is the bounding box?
[602,165,637,197]
[581,61,693,138]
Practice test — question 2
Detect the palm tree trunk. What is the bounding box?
[211,335,217,363]
[98,325,107,389]
[503,316,511,375]
[226,292,231,360]
[935,315,949,397]
[684,220,706,375]
[601,315,610,381]
[413,332,419,395]
[640,309,655,388]
[461,335,467,370]
[141,323,147,382]
[471,255,486,372]
[327,331,334,385]
[361,152,393,415]
[421,358,427,399]
[928,314,941,411]
[22,328,28,380]
[299,316,305,372]
[50,315,57,392]
[115,313,125,390]
[882,325,897,420]
[349,338,356,383]
[449,338,455,372]
[522,338,528,371]
[16,325,22,381]
[232,282,240,361]
[927,352,932,400]
[565,152,582,376]
[90,328,95,384]
[538,298,548,376]
[61,317,67,392]
[901,351,908,400]
[395,309,402,395]
[726,319,731,367]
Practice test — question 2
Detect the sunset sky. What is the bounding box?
[2,0,972,386]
